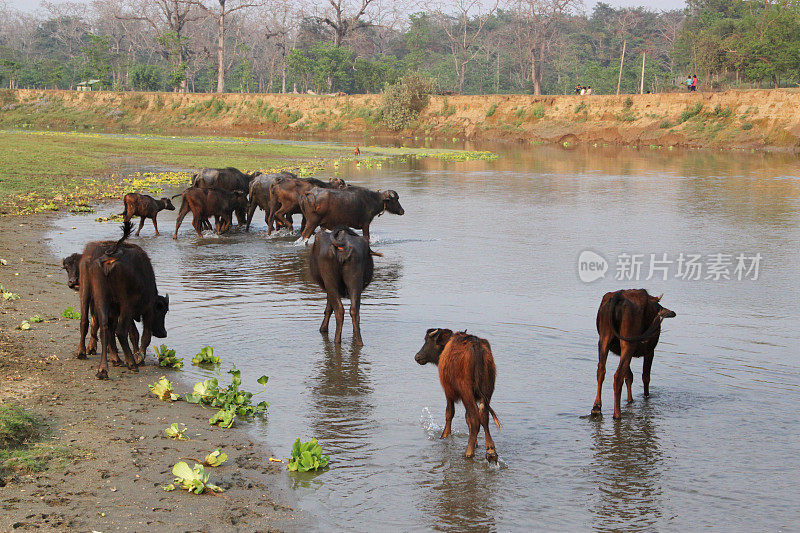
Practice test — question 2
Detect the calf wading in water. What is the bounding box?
[308,226,382,346]
[415,329,500,462]
[122,193,175,236]
[592,289,677,419]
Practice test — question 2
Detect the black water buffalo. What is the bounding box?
[415,329,500,462]
[191,167,256,225]
[593,289,676,419]
[122,193,175,236]
[267,176,347,235]
[245,171,297,232]
[64,247,142,363]
[79,222,168,379]
[299,186,404,243]
[309,226,382,346]
[173,187,247,238]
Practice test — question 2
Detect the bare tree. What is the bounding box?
[512,0,582,95]
[430,0,498,93]
[319,0,376,47]
[197,0,263,93]
[116,0,206,92]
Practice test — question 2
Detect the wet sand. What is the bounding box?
[0,213,303,532]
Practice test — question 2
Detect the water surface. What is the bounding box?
[48,144,800,531]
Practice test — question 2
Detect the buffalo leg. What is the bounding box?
[320,299,334,334]
[137,322,152,366]
[441,398,455,439]
[136,216,145,236]
[480,401,498,462]
[349,288,364,346]
[362,225,370,243]
[87,314,98,355]
[130,323,142,365]
[173,201,191,239]
[300,217,320,243]
[96,308,110,380]
[642,351,654,397]
[613,343,634,419]
[625,366,634,403]
[463,396,481,458]
[245,201,257,231]
[152,215,160,236]
[592,338,610,414]
[115,311,138,372]
[78,285,92,358]
[192,216,205,237]
[274,205,292,231]
[330,292,345,344]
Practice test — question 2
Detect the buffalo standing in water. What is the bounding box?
[593,289,676,419]
[308,226,382,346]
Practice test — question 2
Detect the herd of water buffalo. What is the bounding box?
[60,166,676,462]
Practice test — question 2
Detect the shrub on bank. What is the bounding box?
[381,74,435,131]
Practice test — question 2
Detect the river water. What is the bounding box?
[48,143,800,531]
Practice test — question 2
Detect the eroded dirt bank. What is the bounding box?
[3,88,800,150]
[0,214,303,532]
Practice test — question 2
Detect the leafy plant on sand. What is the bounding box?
[381,73,434,131]
[61,307,81,319]
[156,344,183,369]
[192,346,220,366]
[163,461,223,494]
[179,449,229,467]
[1,285,20,300]
[287,438,329,472]
[185,366,269,428]
[165,423,188,440]
[29,315,43,323]
[150,376,180,401]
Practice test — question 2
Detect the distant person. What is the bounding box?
[575,84,582,95]
[586,86,592,95]
[691,75,698,92]
[685,76,692,91]
[580,87,586,96]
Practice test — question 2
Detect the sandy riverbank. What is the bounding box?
[3,88,800,150]
[0,213,304,532]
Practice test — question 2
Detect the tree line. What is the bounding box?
[0,0,798,96]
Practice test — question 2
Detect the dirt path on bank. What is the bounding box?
[0,214,304,532]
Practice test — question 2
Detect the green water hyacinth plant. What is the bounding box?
[61,307,81,319]
[287,438,329,472]
[165,423,188,440]
[192,346,220,366]
[156,344,183,369]
[150,376,179,401]
[186,366,269,429]
[163,462,223,494]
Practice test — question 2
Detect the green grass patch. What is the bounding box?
[678,102,704,124]
[531,104,545,119]
[0,405,79,484]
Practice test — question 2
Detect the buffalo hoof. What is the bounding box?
[590,404,602,416]
[134,353,145,366]
[126,363,139,372]
[112,359,124,367]
[76,352,88,360]
[627,399,634,404]
[319,326,328,334]
[486,448,498,463]
[613,412,622,420]
[96,369,108,380]
[86,347,97,355]
[464,450,475,459]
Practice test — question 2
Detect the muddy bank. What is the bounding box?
[0,213,304,532]
[3,88,800,150]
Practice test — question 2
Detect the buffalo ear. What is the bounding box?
[164,294,170,308]
[435,329,452,345]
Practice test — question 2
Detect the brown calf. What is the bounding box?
[593,289,677,419]
[122,193,175,236]
[415,329,500,462]
[173,187,247,238]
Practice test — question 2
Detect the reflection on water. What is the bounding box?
[46,142,800,531]
[588,404,663,532]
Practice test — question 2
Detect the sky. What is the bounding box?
[7,0,688,13]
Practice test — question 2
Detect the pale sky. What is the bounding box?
[8,0,688,14]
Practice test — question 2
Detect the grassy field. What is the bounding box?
[0,129,497,214]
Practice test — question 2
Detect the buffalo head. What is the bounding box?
[329,177,347,189]
[152,294,169,338]
[62,253,82,290]
[160,197,176,211]
[381,190,404,216]
[650,293,677,319]
[414,328,453,365]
